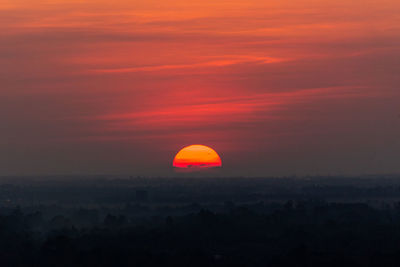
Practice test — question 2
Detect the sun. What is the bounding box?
[173,144,222,169]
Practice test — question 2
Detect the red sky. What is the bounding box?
[1,0,400,176]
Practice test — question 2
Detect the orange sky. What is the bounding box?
[1,0,399,176]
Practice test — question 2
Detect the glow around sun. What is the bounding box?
[173,145,222,169]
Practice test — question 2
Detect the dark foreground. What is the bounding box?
[1,176,400,266]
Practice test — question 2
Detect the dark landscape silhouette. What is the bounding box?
[1,176,400,266]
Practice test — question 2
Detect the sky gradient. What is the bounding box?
[1,0,400,176]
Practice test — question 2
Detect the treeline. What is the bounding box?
[1,201,400,266]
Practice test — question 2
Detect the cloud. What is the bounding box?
[89,56,286,73]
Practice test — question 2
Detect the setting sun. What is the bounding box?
[173,145,222,169]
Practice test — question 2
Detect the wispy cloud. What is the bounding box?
[89,56,286,74]
[92,86,369,132]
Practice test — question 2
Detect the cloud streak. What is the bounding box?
[90,56,286,74]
